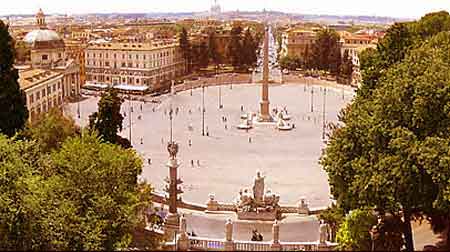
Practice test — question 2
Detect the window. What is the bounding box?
[105,62,109,67]
[129,55,132,59]
[36,92,40,100]
[42,89,46,97]
[114,54,116,58]
[58,53,62,58]
[128,62,132,68]
[136,54,139,59]
[58,82,61,89]
[121,62,126,68]
[42,55,48,60]
[122,54,125,59]
[93,53,96,58]
[144,55,146,60]
[30,93,34,103]
[136,79,140,84]
[47,86,51,94]
[53,84,56,92]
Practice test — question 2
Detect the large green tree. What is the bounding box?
[310,28,341,74]
[179,27,191,73]
[0,20,28,136]
[321,27,450,251]
[241,28,258,68]
[227,25,242,68]
[207,31,221,69]
[0,131,160,250]
[89,88,127,146]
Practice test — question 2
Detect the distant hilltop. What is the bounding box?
[1,10,413,25]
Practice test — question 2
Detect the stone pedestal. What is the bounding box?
[224,219,235,251]
[206,193,219,211]
[176,215,189,251]
[297,197,309,215]
[271,220,282,251]
[164,212,180,241]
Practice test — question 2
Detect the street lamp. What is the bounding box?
[77,98,81,119]
[322,88,327,141]
[217,75,223,109]
[202,82,206,136]
[310,85,314,113]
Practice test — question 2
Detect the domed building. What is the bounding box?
[21,9,81,99]
[23,9,65,69]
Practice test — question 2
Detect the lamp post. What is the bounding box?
[310,85,314,113]
[322,88,327,141]
[217,75,222,109]
[128,92,132,145]
[202,82,205,136]
[77,98,81,119]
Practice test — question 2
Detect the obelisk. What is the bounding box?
[258,26,273,122]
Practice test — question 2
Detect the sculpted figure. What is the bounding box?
[253,171,265,203]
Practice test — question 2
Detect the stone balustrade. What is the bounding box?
[171,216,337,251]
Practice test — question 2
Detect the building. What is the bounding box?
[85,40,185,90]
[22,9,82,98]
[19,69,64,121]
[280,28,317,61]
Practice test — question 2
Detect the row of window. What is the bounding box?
[29,82,62,104]
[86,60,171,69]
[86,50,174,60]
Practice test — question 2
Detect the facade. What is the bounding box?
[22,9,82,99]
[280,29,316,61]
[19,69,64,121]
[85,40,185,90]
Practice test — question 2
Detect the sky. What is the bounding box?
[1,0,450,19]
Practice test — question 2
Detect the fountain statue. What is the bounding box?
[236,171,281,221]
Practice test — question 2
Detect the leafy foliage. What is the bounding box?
[89,88,126,146]
[336,209,377,251]
[0,20,28,136]
[321,12,450,251]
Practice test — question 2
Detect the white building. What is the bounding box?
[19,69,64,121]
[85,40,185,91]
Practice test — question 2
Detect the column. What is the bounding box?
[271,220,282,250]
[224,219,234,251]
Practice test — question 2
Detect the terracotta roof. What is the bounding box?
[19,69,63,90]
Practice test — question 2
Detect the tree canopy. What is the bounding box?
[321,11,450,251]
[0,20,28,136]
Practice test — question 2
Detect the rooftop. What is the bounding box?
[87,41,178,51]
[19,69,63,90]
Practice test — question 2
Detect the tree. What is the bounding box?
[22,108,79,153]
[179,27,191,73]
[197,41,209,69]
[227,25,242,68]
[0,131,161,250]
[89,88,127,146]
[321,30,450,251]
[242,28,258,68]
[309,28,341,74]
[338,49,353,84]
[0,20,28,136]
[319,204,345,242]
[336,209,377,251]
[207,32,221,69]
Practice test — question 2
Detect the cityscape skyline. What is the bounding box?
[1,0,450,19]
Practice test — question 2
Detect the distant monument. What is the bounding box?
[236,171,280,221]
[258,26,274,122]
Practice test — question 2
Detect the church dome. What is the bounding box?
[23,29,64,49]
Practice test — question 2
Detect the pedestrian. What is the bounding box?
[241,105,244,112]
[148,158,152,165]
[188,139,192,147]
[293,123,295,129]
[191,160,194,167]
[249,137,252,143]
[197,160,200,166]
[225,124,228,130]
[140,138,143,144]
[161,137,164,144]
[140,104,143,111]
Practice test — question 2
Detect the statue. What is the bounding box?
[167,141,179,159]
[319,220,329,244]
[253,171,265,204]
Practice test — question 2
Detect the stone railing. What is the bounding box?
[189,237,226,251]
[171,215,337,251]
[234,240,272,251]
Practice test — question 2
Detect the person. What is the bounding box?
[161,137,164,144]
[197,160,200,166]
[140,138,143,144]
[191,160,194,167]
[251,229,263,242]
[292,123,295,129]
[241,105,244,112]
[148,158,152,165]
[140,104,143,111]
[188,139,192,147]
[249,137,252,143]
[225,124,228,130]
[138,115,142,120]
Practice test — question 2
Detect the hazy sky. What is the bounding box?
[2,0,450,18]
